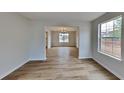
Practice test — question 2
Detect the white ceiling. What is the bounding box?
[19,12,105,22]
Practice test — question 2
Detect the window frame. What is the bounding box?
[98,15,122,61]
[59,32,69,43]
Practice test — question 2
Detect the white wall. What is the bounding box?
[51,31,76,47]
[0,13,32,79]
[29,22,46,60]
[79,23,92,59]
[92,12,124,79]
[30,20,92,60]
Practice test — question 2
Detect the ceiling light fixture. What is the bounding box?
[60,27,66,33]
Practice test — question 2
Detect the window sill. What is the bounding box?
[98,51,122,61]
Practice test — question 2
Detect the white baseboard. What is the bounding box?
[78,57,92,59]
[0,60,29,80]
[1,57,122,80]
[93,58,124,80]
[29,58,47,61]
[0,57,47,79]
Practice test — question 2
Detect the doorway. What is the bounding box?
[45,26,79,59]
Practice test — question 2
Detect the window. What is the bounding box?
[98,16,122,59]
[59,32,69,43]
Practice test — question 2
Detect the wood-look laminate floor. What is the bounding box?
[3,47,119,80]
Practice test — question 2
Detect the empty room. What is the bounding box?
[0,12,124,80]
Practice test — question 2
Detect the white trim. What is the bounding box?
[93,58,124,80]
[0,58,47,79]
[1,57,122,80]
[100,15,122,24]
[98,51,122,61]
[78,57,92,59]
[97,16,122,61]
[29,58,47,61]
[0,60,29,80]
